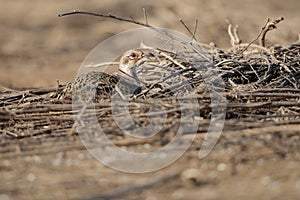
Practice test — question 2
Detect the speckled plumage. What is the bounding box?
[58,49,148,101]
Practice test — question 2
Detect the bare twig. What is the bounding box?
[260,17,284,47]
[58,10,151,27]
[0,130,18,138]
[192,18,198,41]
[143,8,149,25]
[240,18,270,53]
[227,22,241,48]
[179,18,194,40]
[259,18,273,47]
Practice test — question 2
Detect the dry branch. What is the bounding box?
[0,11,299,163]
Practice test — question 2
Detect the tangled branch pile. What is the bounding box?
[0,13,299,144]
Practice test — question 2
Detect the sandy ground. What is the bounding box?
[0,1,300,200]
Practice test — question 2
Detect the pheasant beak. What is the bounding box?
[134,51,149,65]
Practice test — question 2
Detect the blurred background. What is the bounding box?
[0,0,299,88]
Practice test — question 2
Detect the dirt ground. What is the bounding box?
[1,0,300,200]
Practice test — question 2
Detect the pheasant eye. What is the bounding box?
[129,52,138,59]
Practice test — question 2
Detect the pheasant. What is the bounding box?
[59,47,191,101]
[59,49,149,102]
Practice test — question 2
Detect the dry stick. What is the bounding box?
[155,50,187,69]
[0,93,24,103]
[143,8,148,25]
[59,11,192,62]
[220,57,269,85]
[237,43,273,54]
[227,23,235,48]
[84,62,119,68]
[139,44,187,69]
[58,10,151,27]
[3,127,59,139]
[234,101,300,108]
[229,92,300,98]
[240,18,271,53]
[179,18,199,42]
[231,43,279,64]
[179,18,193,38]
[233,25,241,45]
[260,17,284,47]
[157,80,194,96]
[0,130,18,138]
[227,23,241,48]
[246,55,271,84]
[60,10,150,28]
[28,86,61,95]
[137,67,195,97]
[240,17,284,54]
[282,74,299,88]
[192,18,198,41]
[255,56,272,84]
[132,106,182,118]
[254,88,300,93]
[58,10,211,63]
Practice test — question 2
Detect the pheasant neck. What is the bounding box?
[118,70,146,86]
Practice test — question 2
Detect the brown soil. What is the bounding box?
[0,1,300,200]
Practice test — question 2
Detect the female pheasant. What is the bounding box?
[59,49,149,101]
